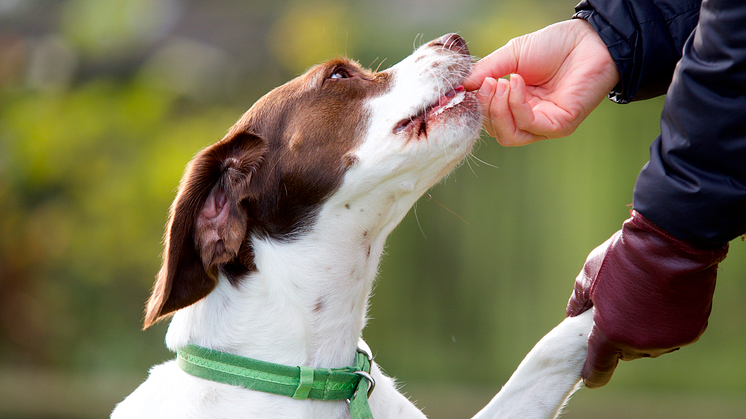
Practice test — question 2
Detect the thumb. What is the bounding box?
[464,42,519,91]
[582,325,621,388]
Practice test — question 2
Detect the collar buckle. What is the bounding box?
[353,370,375,398]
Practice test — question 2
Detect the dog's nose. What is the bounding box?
[430,33,469,55]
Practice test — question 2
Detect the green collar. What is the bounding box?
[176,341,375,419]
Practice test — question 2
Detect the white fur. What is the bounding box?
[473,310,594,419]
[112,38,593,419]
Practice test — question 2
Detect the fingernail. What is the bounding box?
[495,79,507,97]
[478,78,494,97]
[510,75,518,89]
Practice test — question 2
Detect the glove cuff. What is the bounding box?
[628,210,729,258]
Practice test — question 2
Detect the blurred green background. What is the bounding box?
[0,0,744,418]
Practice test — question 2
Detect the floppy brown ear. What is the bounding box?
[143,132,266,329]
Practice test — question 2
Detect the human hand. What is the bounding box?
[567,210,728,388]
[464,19,620,146]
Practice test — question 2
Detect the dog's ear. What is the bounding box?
[143,132,267,329]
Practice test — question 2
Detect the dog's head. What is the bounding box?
[143,34,482,328]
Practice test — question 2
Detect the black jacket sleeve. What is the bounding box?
[574,0,701,103]
[632,0,746,246]
[575,0,746,246]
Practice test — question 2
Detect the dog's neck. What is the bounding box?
[165,184,420,370]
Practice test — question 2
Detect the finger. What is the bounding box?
[506,74,536,131]
[464,42,519,91]
[480,78,510,139]
[507,74,572,140]
[477,77,498,136]
[582,325,622,389]
[566,278,593,317]
[482,78,547,146]
[567,235,617,317]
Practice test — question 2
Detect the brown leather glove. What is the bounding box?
[567,210,729,388]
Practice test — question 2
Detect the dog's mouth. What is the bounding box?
[393,85,468,137]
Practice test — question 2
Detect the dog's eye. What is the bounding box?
[329,68,350,80]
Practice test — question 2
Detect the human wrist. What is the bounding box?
[571,19,620,89]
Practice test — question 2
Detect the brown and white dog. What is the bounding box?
[112,34,593,419]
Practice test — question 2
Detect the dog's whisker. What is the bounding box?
[374,57,388,73]
[412,33,423,52]
[412,202,428,239]
[425,192,468,225]
[464,155,479,178]
[468,153,499,169]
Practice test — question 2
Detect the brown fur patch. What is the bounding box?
[143,58,392,328]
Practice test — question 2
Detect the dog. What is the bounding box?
[112,33,594,419]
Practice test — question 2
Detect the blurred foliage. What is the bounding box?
[0,0,744,418]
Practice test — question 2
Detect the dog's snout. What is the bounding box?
[431,33,469,55]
